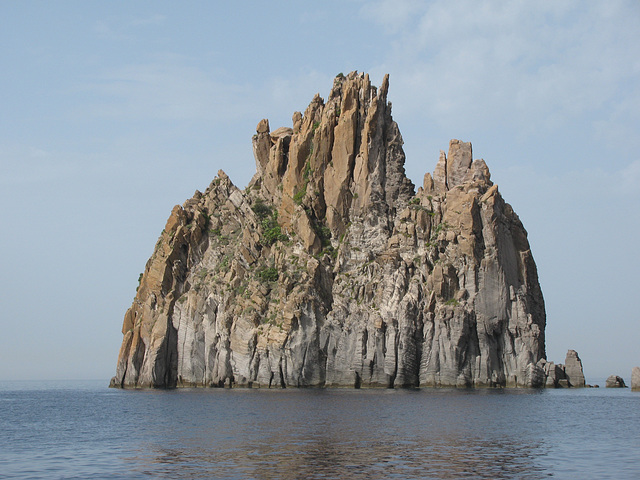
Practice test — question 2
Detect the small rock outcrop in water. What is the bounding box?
[538,349,586,388]
[605,375,626,388]
[632,367,640,391]
[111,72,548,389]
[563,350,586,388]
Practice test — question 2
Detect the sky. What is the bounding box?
[1,0,639,384]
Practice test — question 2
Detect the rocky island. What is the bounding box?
[111,72,551,389]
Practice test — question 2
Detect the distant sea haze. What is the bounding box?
[1,381,639,479]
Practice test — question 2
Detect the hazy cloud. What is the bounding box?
[362,0,640,150]
[80,60,255,122]
[77,59,338,134]
[130,14,166,27]
[94,13,166,41]
[93,20,133,41]
[359,0,426,33]
[618,160,640,196]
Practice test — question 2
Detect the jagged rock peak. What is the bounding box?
[428,139,492,194]
[250,71,414,241]
[111,72,548,390]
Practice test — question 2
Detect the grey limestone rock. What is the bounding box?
[632,367,640,391]
[605,375,626,388]
[563,350,586,388]
[111,72,547,389]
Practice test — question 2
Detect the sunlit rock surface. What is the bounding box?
[111,72,548,389]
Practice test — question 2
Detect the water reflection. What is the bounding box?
[132,435,547,479]
[4,384,640,479]
[125,389,550,479]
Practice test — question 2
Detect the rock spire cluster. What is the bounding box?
[538,349,585,388]
[111,72,549,389]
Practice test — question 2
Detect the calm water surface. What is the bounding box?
[1,380,638,479]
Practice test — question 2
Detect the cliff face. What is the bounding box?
[111,72,547,389]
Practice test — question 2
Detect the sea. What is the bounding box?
[1,380,638,479]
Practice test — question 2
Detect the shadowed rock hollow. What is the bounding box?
[111,72,549,389]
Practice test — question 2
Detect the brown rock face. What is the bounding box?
[111,72,547,389]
